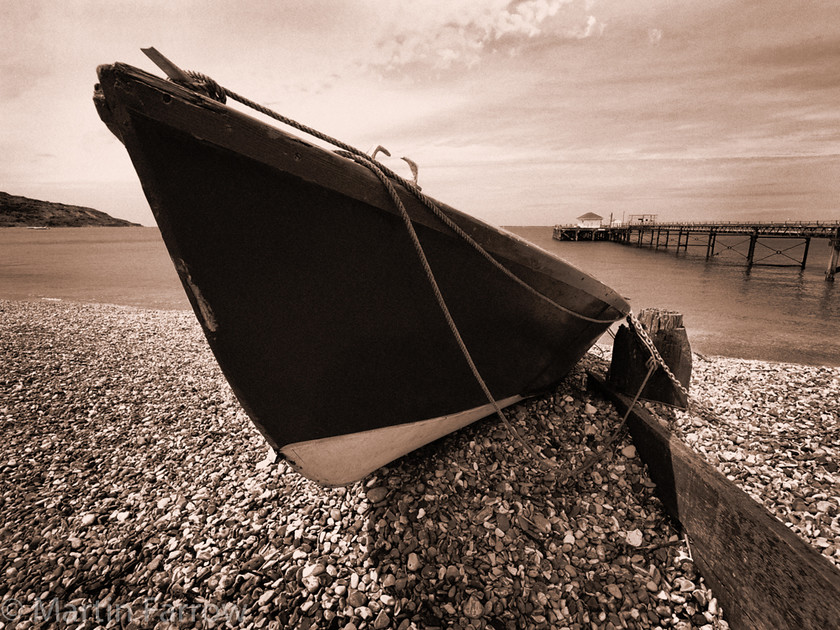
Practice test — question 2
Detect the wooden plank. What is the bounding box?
[140,47,194,84]
[588,373,840,630]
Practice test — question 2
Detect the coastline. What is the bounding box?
[1,299,837,629]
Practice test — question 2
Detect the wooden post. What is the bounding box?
[588,373,840,630]
[801,236,810,270]
[706,229,717,260]
[827,229,840,281]
[664,228,670,249]
[607,308,691,408]
[747,231,758,268]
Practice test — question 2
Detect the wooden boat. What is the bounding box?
[93,55,630,485]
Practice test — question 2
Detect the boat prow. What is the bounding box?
[94,56,630,485]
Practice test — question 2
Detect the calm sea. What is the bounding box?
[0,227,187,311]
[1,226,838,366]
[508,226,840,367]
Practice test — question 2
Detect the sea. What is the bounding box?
[1,226,838,367]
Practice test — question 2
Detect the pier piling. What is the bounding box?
[705,229,717,260]
[801,236,810,270]
[747,231,758,268]
[827,228,840,281]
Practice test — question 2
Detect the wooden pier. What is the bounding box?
[553,221,840,281]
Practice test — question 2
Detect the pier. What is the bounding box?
[553,221,840,281]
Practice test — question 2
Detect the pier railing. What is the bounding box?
[553,221,840,280]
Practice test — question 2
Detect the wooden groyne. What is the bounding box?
[589,372,840,629]
[553,222,840,281]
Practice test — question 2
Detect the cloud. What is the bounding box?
[371,0,598,73]
[743,37,840,92]
[647,28,663,45]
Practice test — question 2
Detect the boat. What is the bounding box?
[93,52,630,486]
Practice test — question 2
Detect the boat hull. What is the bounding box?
[95,63,629,485]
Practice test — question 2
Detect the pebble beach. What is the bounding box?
[1,299,838,630]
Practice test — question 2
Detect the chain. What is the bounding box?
[625,313,716,419]
[625,313,691,402]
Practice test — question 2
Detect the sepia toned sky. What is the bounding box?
[3,0,840,226]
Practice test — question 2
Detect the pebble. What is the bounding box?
[10,301,836,630]
[373,610,390,629]
[626,528,644,547]
[463,595,484,619]
[301,574,321,593]
[366,486,388,504]
[406,552,422,572]
[661,352,840,569]
[621,444,638,459]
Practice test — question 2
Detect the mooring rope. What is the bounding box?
[337,152,561,471]
[165,64,677,477]
[344,153,663,480]
[173,68,621,326]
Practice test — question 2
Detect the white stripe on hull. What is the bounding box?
[279,395,523,486]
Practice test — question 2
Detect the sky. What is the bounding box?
[3,0,840,226]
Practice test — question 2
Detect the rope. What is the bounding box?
[177,70,622,326]
[556,357,658,485]
[350,153,663,479]
[168,67,644,474]
[182,70,371,166]
[343,153,557,470]
[339,151,621,325]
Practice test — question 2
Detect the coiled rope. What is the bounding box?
[153,55,694,478]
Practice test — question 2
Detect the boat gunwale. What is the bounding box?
[96,62,630,318]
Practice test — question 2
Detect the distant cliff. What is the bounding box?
[0,191,141,227]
